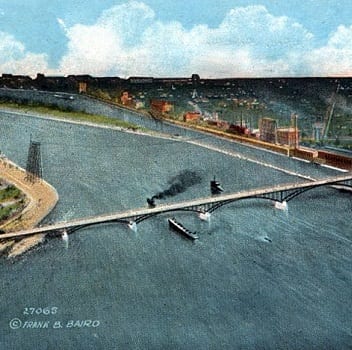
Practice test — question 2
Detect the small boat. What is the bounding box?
[147,197,156,207]
[168,218,198,240]
[54,93,74,100]
[210,177,224,194]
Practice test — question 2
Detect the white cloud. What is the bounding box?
[0,32,49,76]
[57,2,319,77]
[0,32,25,63]
[215,6,313,58]
[305,25,352,76]
[328,25,352,48]
[1,1,352,77]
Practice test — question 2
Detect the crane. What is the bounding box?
[322,83,340,140]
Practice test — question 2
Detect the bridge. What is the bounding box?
[1,174,351,240]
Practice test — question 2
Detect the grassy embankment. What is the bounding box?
[0,101,145,131]
[0,182,26,224]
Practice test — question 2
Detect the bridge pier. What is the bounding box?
[199,212,211,221]
[128,221,137,232]
[61,229,69,247]
[274,201,288,211]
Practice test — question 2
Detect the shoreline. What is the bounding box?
[0,156,58,258]
[0,104,349,257]
[2,105,348,180]
[0,106,173,141]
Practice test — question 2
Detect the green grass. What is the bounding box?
[0,185,22,202]
[0,202,24,222]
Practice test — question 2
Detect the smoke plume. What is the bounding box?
[149,170,202,203]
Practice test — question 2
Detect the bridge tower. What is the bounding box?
[25,139,42,183]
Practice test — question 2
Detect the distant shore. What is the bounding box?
[0,105,177,141]
[0,156,58,258]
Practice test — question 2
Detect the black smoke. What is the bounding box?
[147,170,202,206]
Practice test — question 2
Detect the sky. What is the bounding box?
[0,0,352,78]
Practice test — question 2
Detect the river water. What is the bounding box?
[0,109,351,349]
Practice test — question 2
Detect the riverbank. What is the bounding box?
[0,105,177,142]
[0,101,142,130]
[0,156,58,258]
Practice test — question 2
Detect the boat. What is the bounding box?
[210,177,224,194]
[168,218,198,240]
[54,93,74,100]
[147,197,156,207]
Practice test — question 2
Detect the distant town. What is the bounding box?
[0,72,352,258]
[1,73,352,170]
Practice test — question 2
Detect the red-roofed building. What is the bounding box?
[150,99,174,114]
[183,111,201,122]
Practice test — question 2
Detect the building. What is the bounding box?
[1,74,32,89]
[183,111,201,122]
[317,150,352,170]
[293,147,318,161]
[227,123,250,135]
[150,99,174,114]
[78,82,87,93]
[34,74,76,91]
[276,128,300,148]
[312,122,324,141]
[259,118,277,143]
[207,120,229,130]
[121,91,132,106]
[128,77,154,84]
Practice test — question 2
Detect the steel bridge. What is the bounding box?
[1,174,351,240]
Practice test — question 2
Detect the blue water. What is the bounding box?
[0,110,351,349]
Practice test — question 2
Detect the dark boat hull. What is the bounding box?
[210,180,224,194]
[168,218,198,240]
[147,197,156,207]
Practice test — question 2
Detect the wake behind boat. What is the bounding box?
[168,217,199,240]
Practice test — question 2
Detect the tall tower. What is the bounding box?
[25,140,42,183]
[191,74,200,87]
[290,113,299,148]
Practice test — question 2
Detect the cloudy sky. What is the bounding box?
[0,0,352,78]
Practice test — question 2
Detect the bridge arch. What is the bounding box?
[65,182,352,234]
[206,181,352,214]
[134,207,205,224]
[64,218,130,235]
[6,175,350,241]
[60,207,206,235]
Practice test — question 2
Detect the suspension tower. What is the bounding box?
[25,139,42,183]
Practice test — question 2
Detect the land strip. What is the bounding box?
[0,157,58,257]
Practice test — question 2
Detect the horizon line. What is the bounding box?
[1,73,352,80]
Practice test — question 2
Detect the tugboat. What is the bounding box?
[210,176,224,194]
[168,217,199,240]
[147,197,156,208]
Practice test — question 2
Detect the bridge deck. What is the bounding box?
[1,174,351,239]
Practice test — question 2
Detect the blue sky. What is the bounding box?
[0,0,352,77]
